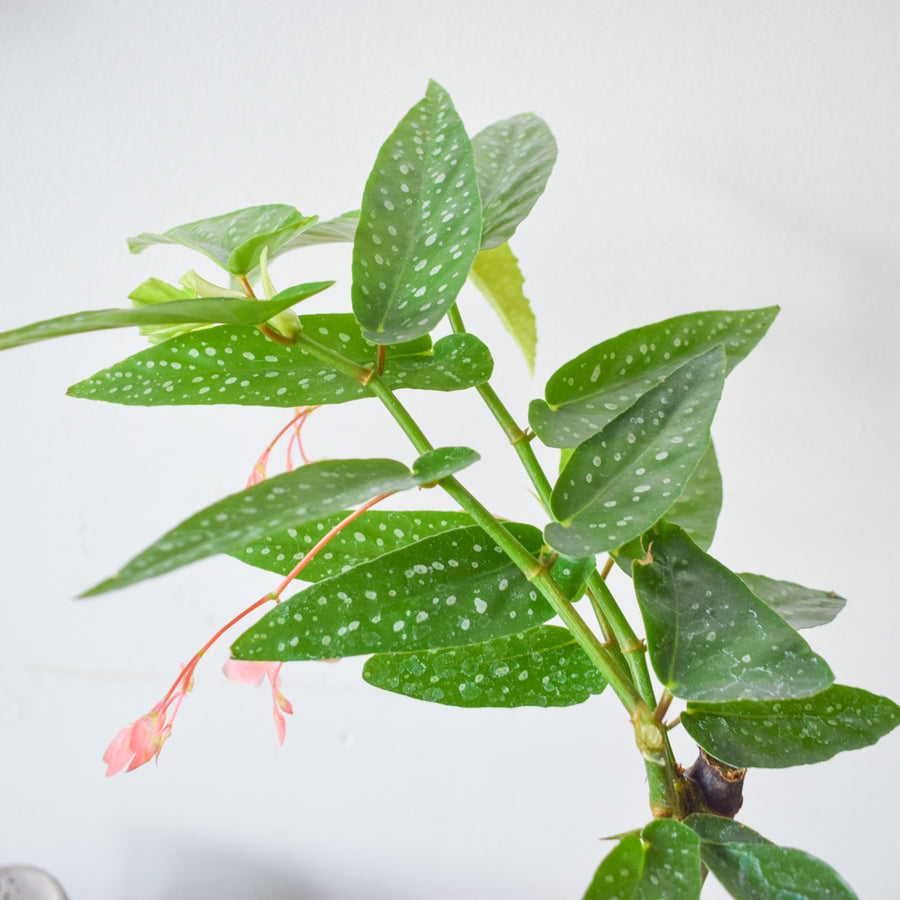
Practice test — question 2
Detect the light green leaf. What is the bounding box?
[67,318,489,408]
[0,284,332,353]
[271,210,359,254]
[472,114,557,250]
[128,205,318,275]
[362,624,606,708]
[352,80,482,344]
[230,524,592,661]
[81,449,478,596]
[612,442,723,573]
[682,684,900,768]
[633,524,833,702]
[545,348,726,557]
[229,509,476,582]
[469,242,536,373]
[738,573,846,630]
[530,307,778,448]
[582,834,644,900]
[685,815,858,900]
[633,819,702,900]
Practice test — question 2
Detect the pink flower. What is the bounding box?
[103,705,171,777]
[223,659,293,745]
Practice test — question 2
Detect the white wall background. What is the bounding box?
[1,2,898,897]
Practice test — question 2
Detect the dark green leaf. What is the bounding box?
[472,114,557,249]
[613,442,723,572]
[230,524,592,661]
[545,348,726,557]
[738,573,846,630]
[82,450,478,596]
[633,819,702,900]
[352,80,482,344]
[633,524,833,702]
[685,815,858,900]
[0,284,331,353]
[530,307,778,448]
[682,684,900,768]
[66,317,489,408]
[469,242,536,373]
[128,205,318,275]
[582,834,644,900]
[229,509,475,582]
[362,624,606,708]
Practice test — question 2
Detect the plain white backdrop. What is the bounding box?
[1,2,898,897]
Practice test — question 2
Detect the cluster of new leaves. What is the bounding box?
[1,80,897,898]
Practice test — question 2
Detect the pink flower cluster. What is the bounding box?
[223,659,294,745]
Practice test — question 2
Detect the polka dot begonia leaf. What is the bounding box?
[229,509,476,582]
[686,816,858,900]
[633,523,834,703]
[362,624,607,708]
[737,573,846,630]
[582,833,645,900]
[67,315,491,408]
[351,80,482,344]
[128,204,318,275]
[545,347,726,558]
[682,684,900,769]
[269,210,360,257]
[472,114,558,250]
[0,283,332,352]
[632,819,702,900]
[230,524,594,662]
[82,449,479,596]
[530,306,778,448]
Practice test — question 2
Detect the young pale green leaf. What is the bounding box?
[0,285,332,353]
[362,624,607,708]
[613,442,723,573]
[469,242,536,373]
[229,509,475,582]
[270,210,360,255]
[472,114,557,250]
[230,524,593,662]
[685,815,858,900]
[633,524,833,702]
[127,205,318,275]
[681,684,900,768]
[545,348,726,558]
[738,573,846,630]
[530,307,778,448]
[67,318,488,408]
[582,834,644,900]
[81,449,478,596]
[351,80,482,344]
[633,819,702,900]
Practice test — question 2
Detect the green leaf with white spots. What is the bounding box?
[0,285,332,353]
[362,624,607,708]
[612,442,723,573]
[66,317,489,407]
[472,114,557,250]
[681,684,900,768]
[81,449,479,596]
[633,524,834,702]
[351,80,482,344]
[582,834,644,900]
[271,210,359,254]
[229,509,476,582]
[128,205,318,275]
[530,307,778,448]
[738,573,846,630]
[469,242,537,373]
[230,524,593,661]
[545,348,726,558]
[685,815,858,900]
[632,819,702,900]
